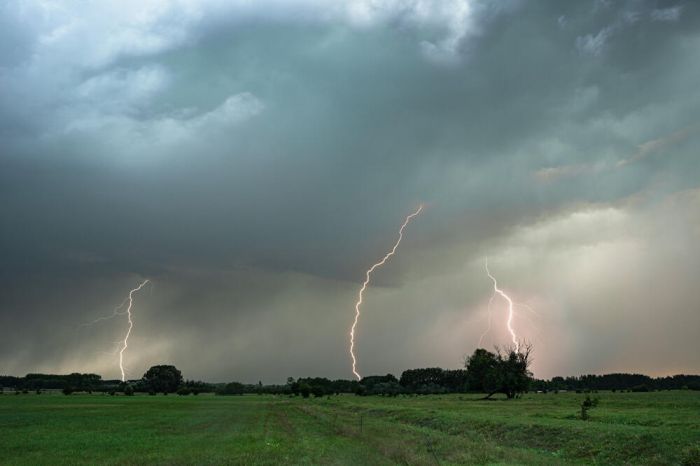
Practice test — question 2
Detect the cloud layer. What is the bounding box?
[1,0,699,382]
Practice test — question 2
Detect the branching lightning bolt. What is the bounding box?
[350,205,423,381]
[118,279,149,382]
[484,257,519,352]
[78,298,131,328]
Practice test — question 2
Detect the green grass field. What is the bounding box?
[1,391,699,465]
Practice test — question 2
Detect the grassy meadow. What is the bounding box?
[1,391,699,465]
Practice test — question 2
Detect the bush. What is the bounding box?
[62,387,74,395]
[124,385,134,396]
[177,387,191,396]
[580,395,599,420]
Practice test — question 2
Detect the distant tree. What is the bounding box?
[62,386,74,395]
[124,385,134,396]
[142,365,183,394]
[176,387,191,396]
[371,381,403,396]
[299,382,311,399]
[217,382,245,395]
[181,379,214,394]
[399,368,467,393]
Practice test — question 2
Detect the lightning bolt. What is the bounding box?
[350,205,423,380]
[118,279,150,382]
[78,298,131,328]
[484,257,519,352]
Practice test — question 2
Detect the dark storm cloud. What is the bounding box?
[1,0,699,381]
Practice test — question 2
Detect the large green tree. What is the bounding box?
[465,345,533,399]
[465,349,499,393]
[142,365,183,394]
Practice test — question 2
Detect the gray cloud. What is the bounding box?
[1,0,699,382]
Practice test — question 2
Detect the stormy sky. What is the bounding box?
[1,0,699,383]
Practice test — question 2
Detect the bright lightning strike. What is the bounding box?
[484,257,519,352]
[350,205,423,381]
[118,279,150,382]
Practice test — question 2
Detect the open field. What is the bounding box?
[1,391,699,465]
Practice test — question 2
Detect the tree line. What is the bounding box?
[531,373,700,392]
[3,347,699,397]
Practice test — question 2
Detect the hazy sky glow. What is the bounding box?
[1,0,699,382]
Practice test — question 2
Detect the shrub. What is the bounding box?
[62,387,74,395]
[124,385,134,396]
[177,387,191,396]
[580,395,599,420]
